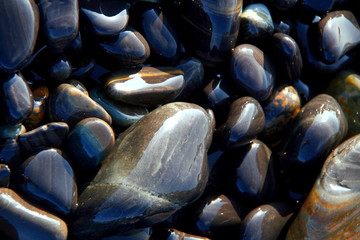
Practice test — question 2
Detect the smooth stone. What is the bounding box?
[238,201,295,240]
[174,57,204,101]
[48,83,112,127]
[0,139,21,168]
[71,102,213,238]
[278,94,348,194]
[180,0,242,67]
[0,124,26,141]
[18,122,69,154]
[324,70,360,138]
[230,44,275,102]
[96,27,150,67]
[0,0,39,72]
[18,148,78,215]
[191,194,241,239]
[24,85,49,129]
[286,134,360,240]
[261,85,301,146]
[154,228,211,240]
[66,117,115,173]
[270,0,298,10]
[38,0,79,53]
[103,66,184,107]
[0,73,34,125]
[132,3,181,64]
[318,11,360,64]
[217,97,265,149]
[80,0,129,37]
[47,54,72,81]
[203,73,235,111]
[99,228,152,240]
[293,18,354,73]
[0,164,10,188]
[226,140,276,203]
[270,33,303,81]
[0,188,68,240]
[298,0,335,15]
[239,4,274,42]
[90,88,148,128]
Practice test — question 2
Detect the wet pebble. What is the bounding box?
[71,102,213,238]
[48,83,112,127]
[0,164,10,188]
[0,188,68,239]
[18,148,78,215]
[103,66,184,107]
[66,117,115,174]
[24,85,49,129]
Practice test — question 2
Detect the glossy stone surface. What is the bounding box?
[103,67,184,107]
[227,140,276,203]
[18,122,69,154]
[66,118,115,173]
[217,97,265,149]
[48,83,112,127]
[325,70,360,138]
[90,88,148,128]
[0,188,67,239]
[270,33,303,81]
[71,102,213,238]
[318,11,360,64]
[192,194,241,239]
[239,4,274,42]
[293,18,354,73]
[261,85,301,145]
[230,44,275,102]
[278,94,348,193]
[0,164,10,188]
[80,0,129,37]
[132,3,181,64]
[47,54,72,81]
[180,0,243,67]
[39,0,79,53]
[238,201,295,240]
[174,57,204,101]
[0,0,39,72]
[18,148,77,215]
[0,73,34,125]
[96,27,150,67]
[286,134,360,240]
[24,85,49,129]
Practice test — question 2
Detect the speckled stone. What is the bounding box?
[71,102,213,239]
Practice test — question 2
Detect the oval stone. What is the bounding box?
[18,148,78,215]
[48,83,112,127]
[103,66,184,107]
[66,118,115,174]
[96,27,150,67]
[318,11,360,64]
[38,0,79,53]
[0,188,67,239]
[80,0,129,37]
[0,0,39,72]
[286,134,360,240]
[0,73,34,125]
[71,102,213,238]
[278,94,348,194]
[217,97,265,149]
[230,44,275,102]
